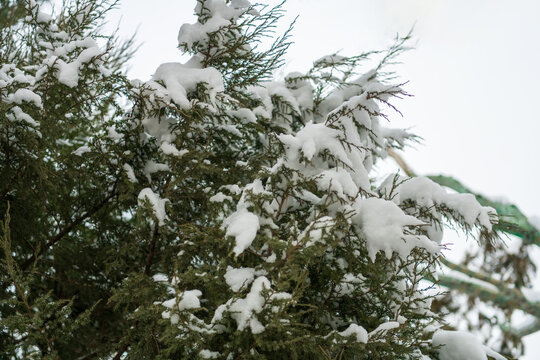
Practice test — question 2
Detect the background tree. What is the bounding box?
[388,148,540,358]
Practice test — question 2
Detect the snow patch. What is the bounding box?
[223,207,260,256]
[211,276,291,335]
[160,141,188,157]
[353,197,440,261]
[432,330,505,360]
[224,266,255,292]
[338,324,368,343]
[72,145,90,156]
[381,176,496,231]
[123,164,138,183]
[7,88,43,108]
[137,188,169,225]
[162,289,202,311]
[199,350,220,359]
[149,62,224,109]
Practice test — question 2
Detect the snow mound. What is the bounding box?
[224,266,255,292]
[432,330,505,360]
[223,207,260,256]
[149,62,224,109]
[338,324,368,343]
[137,188,169,226]
[353,197,441,261]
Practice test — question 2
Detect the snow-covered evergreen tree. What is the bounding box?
[0,0,137,357]
[0,1,516,359]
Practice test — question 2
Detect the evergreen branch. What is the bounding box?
[0,0,26,28]
[388,148,539,245]
[437,274,540,318]
[3,0,530,357]
[427,175,540,247]
[20,186,118,271]
[390,148,540,345]
[440,257,503,289]
[2,201,54,355]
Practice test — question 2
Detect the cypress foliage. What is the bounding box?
[1,1,509,359]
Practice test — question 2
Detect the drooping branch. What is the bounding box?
[389,149,540,336]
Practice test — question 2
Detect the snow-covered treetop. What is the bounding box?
[113,2,502,358]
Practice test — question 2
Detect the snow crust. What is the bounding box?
[223,207,260,256]
[368,321,400,337]
[7,88,43,108]
[6,106,39,127]
[222,180,269,256]
[72,145,90,156]
[209,192,232,203]
[123,164,138,183]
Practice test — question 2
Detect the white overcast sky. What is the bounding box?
[104,1,540,357]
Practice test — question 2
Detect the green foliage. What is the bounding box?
[0,0,26,28]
